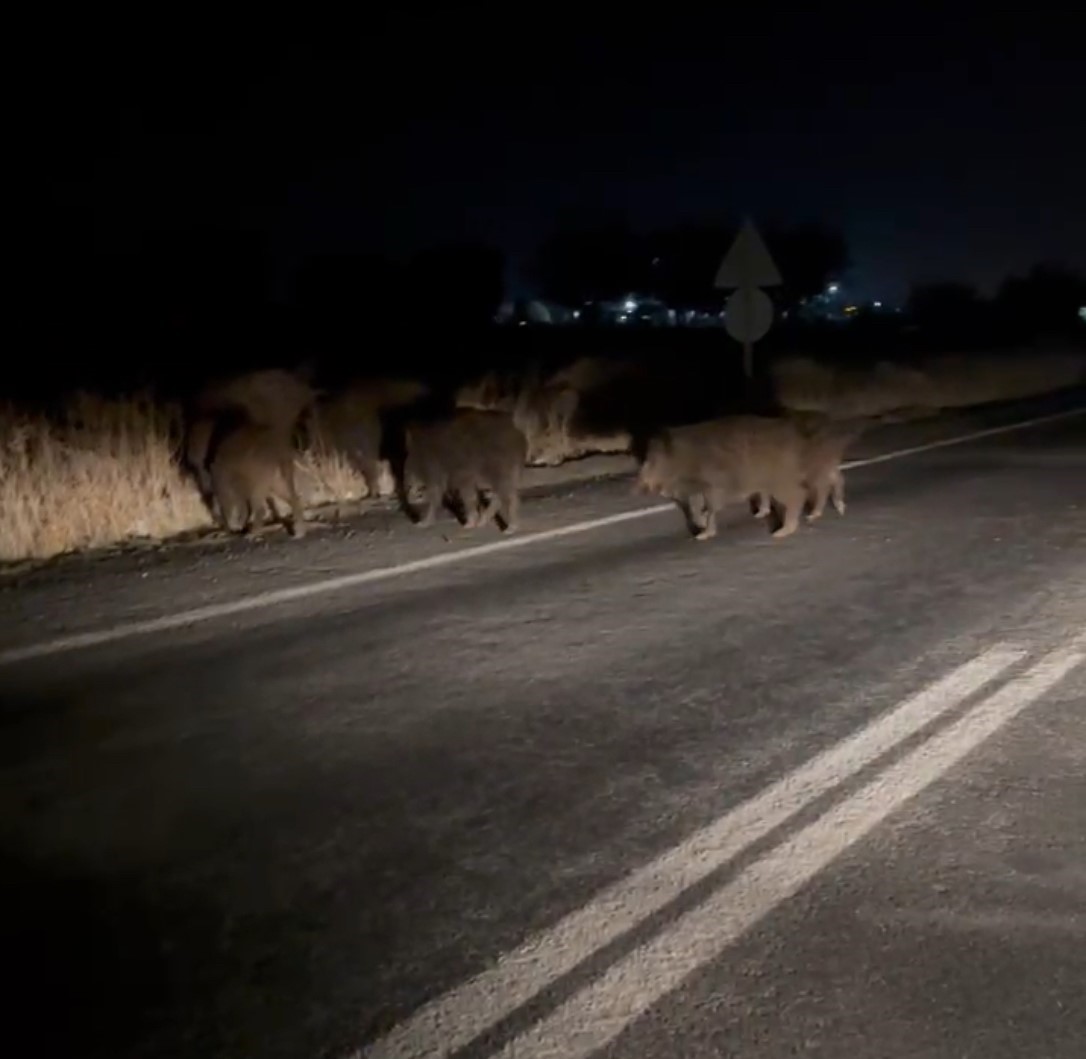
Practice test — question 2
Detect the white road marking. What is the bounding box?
[2,404,1082,668]
[0,507,670,666]
[359,646,1024,1059]
[495,643,1084,1059]
[839,405,1085,470]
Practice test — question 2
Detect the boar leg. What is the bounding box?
[479,463,521,533]
[806,476,830,521]
[416,472,446,527]
[751,492,772,519]
[678,494,705,536]
[457,480,482,528]
[771,482,805,539]
[830,469,847,515]
[496,476,521,533]
[281,458,307,539]
[247,493,266,536]
[357,455,383,500]
[693,490,721,541]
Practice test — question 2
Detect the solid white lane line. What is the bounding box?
[0,506,669,666]
[496,644,1084,1059]
[839,405,1086,470]
[3,403,1082,667]
[360,647,1024,1059]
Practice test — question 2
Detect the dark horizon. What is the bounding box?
[29,8,1086,307]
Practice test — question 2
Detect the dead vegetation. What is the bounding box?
[0,392,368,564]
[771,349,1086,420]
[0,393,211,563]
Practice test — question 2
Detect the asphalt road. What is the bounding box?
[1,397,1084,1059]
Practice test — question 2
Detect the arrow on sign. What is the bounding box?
[714,219,782,289]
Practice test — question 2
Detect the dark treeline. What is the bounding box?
[15,215,1086,404]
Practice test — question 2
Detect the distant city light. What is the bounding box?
[623,297,637,313]
[826,283,840,295]
[1079,306,1086,322]
[844,305,858,315]
[873,300,883,308]
[572,309,581,319]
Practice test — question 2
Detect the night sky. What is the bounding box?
[35,9,1086,305]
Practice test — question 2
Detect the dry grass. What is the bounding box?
[0,393,211,564]
[2,348,1082,565]
[772,349,1086,419]
[772,358,940,418]
[921,351,1086,407]
[456,357,635,465]
[293,433,386,506]
[0,392,375,565]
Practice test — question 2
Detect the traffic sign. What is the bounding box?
[724,286,775,345]
[714,219,782,289]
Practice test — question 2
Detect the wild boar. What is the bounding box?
[208,417,306,539]
[312,378,430,499]
[636,415,808,540]
[402,408,528,532]
[186,367,315,506]
[751,415,870,522]
[194,367,316,430]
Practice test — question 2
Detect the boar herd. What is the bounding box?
[184,369,870,545]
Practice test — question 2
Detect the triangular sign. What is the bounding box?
[714,219,783,289]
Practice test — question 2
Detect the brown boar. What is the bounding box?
[403,408,528,532]
[636,415,808,541]
[311,378,430,498]
[208,417,307,539]
[751,414,870,522]
[186,368,315,506]
[194,367,316,430]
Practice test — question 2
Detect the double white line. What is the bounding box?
[361,637,1085,1059]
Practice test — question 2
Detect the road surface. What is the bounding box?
[1,395,1084,1058]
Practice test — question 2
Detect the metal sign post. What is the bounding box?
[714,219,783,378]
